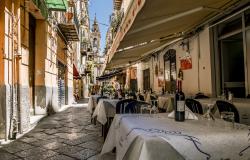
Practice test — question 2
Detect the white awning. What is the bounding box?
[106,38,182,69]
[106,0,241,69]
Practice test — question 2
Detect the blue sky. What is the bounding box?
[89,0,113,55]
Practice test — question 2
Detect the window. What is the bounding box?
[143,69,150,91]
[213,10,250,98]
[164,49,176,93]
[219,33,245,97]
[245,10,250,28]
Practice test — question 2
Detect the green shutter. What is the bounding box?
[45,0,68,11]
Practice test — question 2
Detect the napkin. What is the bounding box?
[168,106,198,120]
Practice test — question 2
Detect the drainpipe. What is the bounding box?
[9,0,21,140]
[9,0,16,140]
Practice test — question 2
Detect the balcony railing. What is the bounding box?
[57,5,79,42]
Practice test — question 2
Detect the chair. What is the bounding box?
[216,100,240,123]
[128,92,137,99]
[185,99,203,115]
[138,94,145,101]
[102,99,137,140]
[125,101,152,114]
[97,96,108,104]
[194,93,209,99]
[116,99,136,114]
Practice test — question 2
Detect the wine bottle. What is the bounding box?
[175,80,185,121]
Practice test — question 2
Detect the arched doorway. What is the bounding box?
[164,49,177,93]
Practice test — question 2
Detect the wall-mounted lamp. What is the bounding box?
[180,40,190,53]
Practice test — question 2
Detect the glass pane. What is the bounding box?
[245,9,250,27]
[218,15,242,37]
[164,60,170,81]
[171,62,176,80]
[220,33,245,97]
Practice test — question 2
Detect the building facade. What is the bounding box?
[0,0,80,141]
[73,0,92,99]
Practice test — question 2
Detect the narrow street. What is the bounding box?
[0,101,107,160]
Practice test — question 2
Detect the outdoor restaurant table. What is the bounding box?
[87,95,100,113]
[101,113,250,160]
[92,99,120,125]
[158,95,174,112]
[196,98,250,125]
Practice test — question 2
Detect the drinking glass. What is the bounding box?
[220,111,235,127]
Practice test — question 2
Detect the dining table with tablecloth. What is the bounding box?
[157,94,175,112]
[101,113,250,160]
[87,95,100,113]
[196,98,250,125]
[92,98,120,125]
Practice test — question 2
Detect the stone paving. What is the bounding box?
[0,102,114,160]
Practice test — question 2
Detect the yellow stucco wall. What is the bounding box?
[35,20,47,86]
[0,0,5,85]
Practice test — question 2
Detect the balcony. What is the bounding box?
[80,42,89,54]
[30,0,48,19]
[57,5,79,42]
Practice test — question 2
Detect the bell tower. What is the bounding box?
[91,14,101,55]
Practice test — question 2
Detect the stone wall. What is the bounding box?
[0,85,11,139]
[19,85,30,133]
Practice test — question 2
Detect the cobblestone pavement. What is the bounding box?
[0,104,110,160]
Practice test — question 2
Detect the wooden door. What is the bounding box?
[29,14,36,115]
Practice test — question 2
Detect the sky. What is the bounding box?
[89,0,113,55]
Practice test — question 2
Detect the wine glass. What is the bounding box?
[220,111,235,128]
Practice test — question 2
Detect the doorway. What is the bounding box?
[164,49,177,93]
[219,33,245,97]
[29,14,36,115]
[58,61,66,107]
[143,69,150,91]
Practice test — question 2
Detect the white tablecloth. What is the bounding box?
[87,95,100,113]
[92,99,119,125]
[101,114,250,160]
[158,95,174,112]
[197,98,250,125]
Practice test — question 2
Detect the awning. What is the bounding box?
[96,69,124,81]
[45,0,68,11]
[106,38,181,69]
[107,0,241,67]
[58,23,79,42]
[73,64,80,79]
